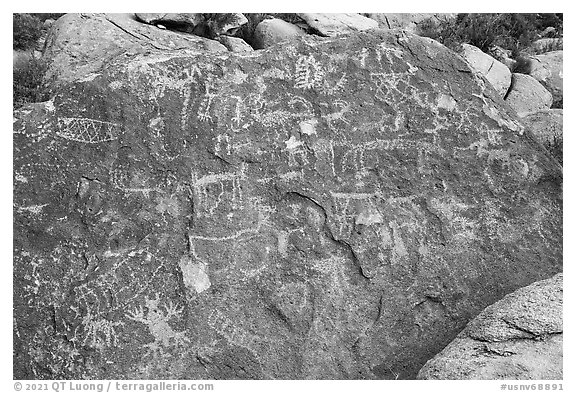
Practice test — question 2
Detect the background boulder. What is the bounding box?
[505,73,553,115]
[42,13,226,87]
[528,51,563,107]
[460,44,511,97]
[252,18,305,49]
[418,274,562,380]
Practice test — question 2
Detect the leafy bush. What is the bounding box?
[13,13,43,50]
[13,56,48,109]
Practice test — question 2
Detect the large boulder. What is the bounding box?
[42,13,226,87]
[366,13,456,34]
[505,73,553,115]
[528,51,563,107]
[460,44,511,97]
[14,29,562,380]
[418,274,563,380]
[297,13,378,36]
[253,18,305,49]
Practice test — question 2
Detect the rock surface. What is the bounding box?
[42,13,226,87]
[253,18,305,49]
[460,44,511,97]
[521,109,563,146]
[418,274,563,380]
[505,73,553,115]
[14,28,562,380]
[528,51,563,107]
[297,13,378,36]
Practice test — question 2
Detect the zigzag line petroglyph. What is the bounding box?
[57,117,119,143]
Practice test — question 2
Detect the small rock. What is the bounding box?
[297,13,377,36]
[418,274,563,380]
[253,18,305,49]
[460,44,511,97]
[505,73,553,115]
[218,36,253,52]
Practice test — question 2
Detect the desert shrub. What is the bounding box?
[13,13,43,50]
[418,13,563,57]
[13,56,48,109]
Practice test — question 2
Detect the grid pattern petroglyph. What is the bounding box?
[56,117,119,144]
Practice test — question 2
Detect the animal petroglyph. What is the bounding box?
[189,166,246,218]
[56,117,119,144]
[127,295,189,354]
[79,313,123,349]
